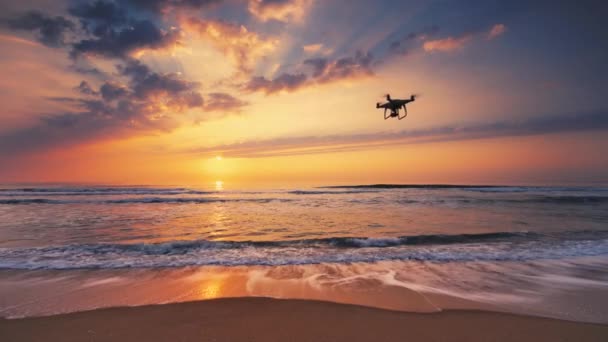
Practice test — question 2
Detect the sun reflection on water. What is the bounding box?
[198,278,224,299]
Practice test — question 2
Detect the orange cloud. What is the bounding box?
[423,35,472,52]
[487,24,507,40]
[0,34,41,47]
[422,23,507,53]
[182,17,278,73]
[303,43,322,53]
[248,0,312,23]
[303,43,333,55]
[189,111,608,158]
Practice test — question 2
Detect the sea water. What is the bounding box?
[1,184,607,322]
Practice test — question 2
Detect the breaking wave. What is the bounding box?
[288,190,381,195]
[0,187,213,196]
[0,197,292,205]
[2,195,608,205]
[322,184,504,189]
[2,186,607,206]
[1,230,607,270]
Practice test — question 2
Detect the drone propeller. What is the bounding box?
[377,93,422,102]
[376,93,390,103]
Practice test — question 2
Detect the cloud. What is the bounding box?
[389,25,440,55]
[118,59,200,100]
[203,92,248,111]
[0,58,204,155]
[5,11,75,47]
[182,17,278,73]
[487,24,507,40]
[303,43,322,53]
[124,0,223,14]
[422,23,508,53]
[0,33,42,47]
[84,58,205,118]
[76,80,98,95]
[188,111,608,158]
[305,51,374,84]
[6,2,182,59]
[70,18,180,58]
[302,43,332,56]
[244,72,308,94]
[244,50,375,94]
[0,101,172,157]
[423,35,472,52]
[387,22,508,57]
[248,0,312,23]
[68,0,128,30]
[99,81,129,101]
[0,2,229,156]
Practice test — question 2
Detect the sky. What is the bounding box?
[0,0,607,186]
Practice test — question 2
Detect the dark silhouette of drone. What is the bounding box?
[376,94,417,120]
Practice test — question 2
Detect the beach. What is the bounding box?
[2,297,608,342]
[1,185,608,340]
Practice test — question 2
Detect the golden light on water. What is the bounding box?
[198,278,223,299]
[215,180,224,191]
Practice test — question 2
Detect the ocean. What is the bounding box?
[1,184,607,322]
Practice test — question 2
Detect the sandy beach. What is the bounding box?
[2,297,607,342]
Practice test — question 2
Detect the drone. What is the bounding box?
[376,94,417,120]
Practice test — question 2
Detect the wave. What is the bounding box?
[0,197,292,205]
[323,184,608,193]
[1,230,607,269]
[107,230,605,248]
[0,187,381,198]
[322,184,505,189]
[522,196,608,204]
[361,195,608,206]
[0,187,214,197]
[3,195,608,206]
[0,199,59,204]
[464,187,608,193]
[288,190,381,195]
[451,196,608,205]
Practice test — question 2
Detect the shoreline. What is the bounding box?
[2,297,607,342]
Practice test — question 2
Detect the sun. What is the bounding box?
[215,155,223,161]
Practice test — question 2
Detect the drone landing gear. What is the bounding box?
[383,107,408,120]
[398,105,408,120]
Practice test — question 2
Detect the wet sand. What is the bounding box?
[2,297,607,342]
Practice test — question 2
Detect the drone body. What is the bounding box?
[376,94,417,120]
